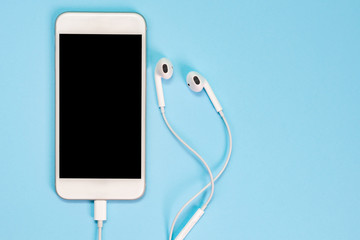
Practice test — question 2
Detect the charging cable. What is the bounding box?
[94,200,107,240]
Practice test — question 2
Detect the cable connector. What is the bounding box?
[94,200,107,240]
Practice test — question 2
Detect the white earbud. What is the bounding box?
[155,58,174,108]
[186,71,222,112]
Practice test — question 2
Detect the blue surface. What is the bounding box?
[0,0,359,239]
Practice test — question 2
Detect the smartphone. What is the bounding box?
[55,12,146,200]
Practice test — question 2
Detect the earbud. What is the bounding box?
[155,58,174,108]
[186,71,222,112]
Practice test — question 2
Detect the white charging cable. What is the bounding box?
[167,110,233,240]
[94,200,107,240]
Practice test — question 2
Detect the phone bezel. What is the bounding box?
[55,12,146,200]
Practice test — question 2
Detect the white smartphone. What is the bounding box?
[55,12,146,200]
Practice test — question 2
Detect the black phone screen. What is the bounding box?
[59,34,142,178]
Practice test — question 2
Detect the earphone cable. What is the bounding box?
[160,107,215,210]
[168,110,232,240]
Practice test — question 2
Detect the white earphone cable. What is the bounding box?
[160,107,215,210]
[168,110,232,240]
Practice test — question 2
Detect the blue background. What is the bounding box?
[0,0,359,239]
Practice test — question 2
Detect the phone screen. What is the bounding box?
[59,34,142,179]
